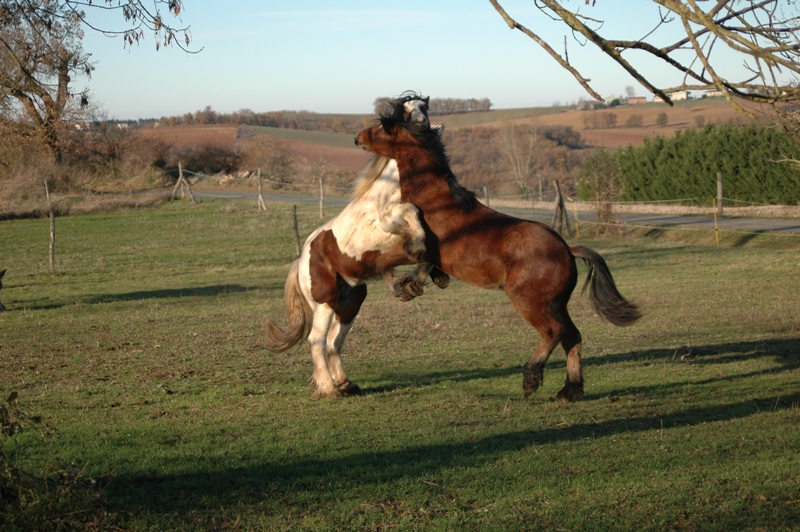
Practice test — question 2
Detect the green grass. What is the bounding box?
[1,199,798,530]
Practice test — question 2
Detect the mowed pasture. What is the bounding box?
[1,199,799,530]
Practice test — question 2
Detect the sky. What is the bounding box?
[78,1,735,121]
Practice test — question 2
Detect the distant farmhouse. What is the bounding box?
[628,96,648,104]
[670,90,693,101]
[655,90,692,103]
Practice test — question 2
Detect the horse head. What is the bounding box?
[386,90,430,128]
[355,104,443,162]
[356,108,474,213]
[398,95,430,127]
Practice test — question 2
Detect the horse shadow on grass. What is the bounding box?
[358,338,799,397]
[103,387,800,519]
[92,337,800,521]
[360,365,521,395]
[18,283,278,311]
[584,338,799,368]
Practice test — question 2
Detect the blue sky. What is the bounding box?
[79,1,729,120]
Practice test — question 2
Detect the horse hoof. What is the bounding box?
[312,388,341,400]
[395,278,424,302]
[403,280,424,298]
[431,271,450,289]
[337,380,362,396]
[522,365,544,397]
[555,383,584,402]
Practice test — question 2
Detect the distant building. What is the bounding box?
[669,90,692,101]
[628,97,648,105]
[704,90,724,98]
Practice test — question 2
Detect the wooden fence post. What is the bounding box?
[550,180,572,237]
[171,162,196,204]
[257,168,267,211]
[44,180,55,273]
[319,178,324,219]
[292,205,301,258]
[716,172,723,216]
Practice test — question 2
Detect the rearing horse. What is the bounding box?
[266,93,448,398]
[355,109,641,402]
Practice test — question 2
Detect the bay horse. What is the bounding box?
[355,109,641,402]
[266,93,449,398]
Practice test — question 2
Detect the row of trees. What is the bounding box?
[159,96,495,132]
[154,106,367,133]
[372,97,493,117]
[583,112,672,129]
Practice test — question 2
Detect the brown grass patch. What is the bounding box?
[138,124,240,149]
[282,140,372,173]
[500,99,760,148]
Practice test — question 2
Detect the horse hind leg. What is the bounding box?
[555,315,584,403]
[325,318,361,396]
[522,327,562,399]
[326,281,366,396]
[507,290,571,400]
[307,305,339,399]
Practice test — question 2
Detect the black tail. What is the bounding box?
[571,246,641,327]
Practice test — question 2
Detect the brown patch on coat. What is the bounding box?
[308,230,414,323]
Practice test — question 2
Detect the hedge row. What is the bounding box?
[613,124,800,205]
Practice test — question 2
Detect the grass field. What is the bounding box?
[1,199,798,530]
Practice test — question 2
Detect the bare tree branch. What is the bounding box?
[489,0,800,111]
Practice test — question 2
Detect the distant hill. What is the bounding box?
[138,99,755,177]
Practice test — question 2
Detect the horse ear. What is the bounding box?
[423,96,430,105]
[0,269,5,278]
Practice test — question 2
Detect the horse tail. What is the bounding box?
[570,245,642,327]
[266,260,312,352]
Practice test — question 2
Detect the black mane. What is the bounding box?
[378,107,477,214]
[391,90,426,106]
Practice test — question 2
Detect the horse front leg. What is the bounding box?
[396,203,450,291]
[375,247,425,302]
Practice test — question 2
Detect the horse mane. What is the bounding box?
[394,90,425,105]
[375,90,427,115]
[351,155,392,199]
[379,107,477,214]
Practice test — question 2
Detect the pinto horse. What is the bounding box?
[355,109,641,402]
[266,93,449,398]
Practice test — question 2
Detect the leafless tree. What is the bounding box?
[1,0,193,165]
[500,123,541,195]
[488,1,800,115]
[3,0,195,51]
[1,1,94,163]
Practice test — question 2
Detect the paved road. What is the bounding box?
[186,189,800,234]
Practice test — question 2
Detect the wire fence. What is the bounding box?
[176,166,800,241]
